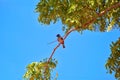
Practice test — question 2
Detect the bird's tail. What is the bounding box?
[62,44,65,48]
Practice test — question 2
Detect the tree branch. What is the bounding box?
[63,28,76,40]
[83,2,120,27]
[48,43,60,62]
[47,28,76,62]
[47,2,120,62]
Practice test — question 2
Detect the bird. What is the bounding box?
[56,34,65,48]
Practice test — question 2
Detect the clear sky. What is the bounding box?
[0,0,120,80]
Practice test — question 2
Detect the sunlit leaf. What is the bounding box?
[107,19,115,32]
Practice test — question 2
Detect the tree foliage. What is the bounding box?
[36,0,120,32]
[23,0,120,80]
[23,59,57,80]
[105,38,120,79]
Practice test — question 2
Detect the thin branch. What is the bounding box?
[63,28,76,40]
[48,43,60,62]
[83,2,120,27]
[47,28,76,62]
[98,2,120,17]
[47,2,120,62]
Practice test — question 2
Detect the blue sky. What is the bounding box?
[0,0,120,80]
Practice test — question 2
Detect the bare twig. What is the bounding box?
[63,28,76,40]
[48,43,60,62]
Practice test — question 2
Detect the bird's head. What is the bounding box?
[56,34,61,37]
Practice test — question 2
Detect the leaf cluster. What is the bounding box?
[36,0,120,32]
[105,38,120,79]
[23,58,57,80]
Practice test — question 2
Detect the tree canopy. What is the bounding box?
[36,0,120,32]
[23,0,120,80]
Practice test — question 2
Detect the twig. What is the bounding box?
[48,40,57,45]
[48,43,60,62]
[63,28,76,40]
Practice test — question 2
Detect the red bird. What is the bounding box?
[56,34,65,48]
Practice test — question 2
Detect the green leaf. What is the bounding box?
[107,19,115,32]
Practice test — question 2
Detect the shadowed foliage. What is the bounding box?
[105,38,120,79]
